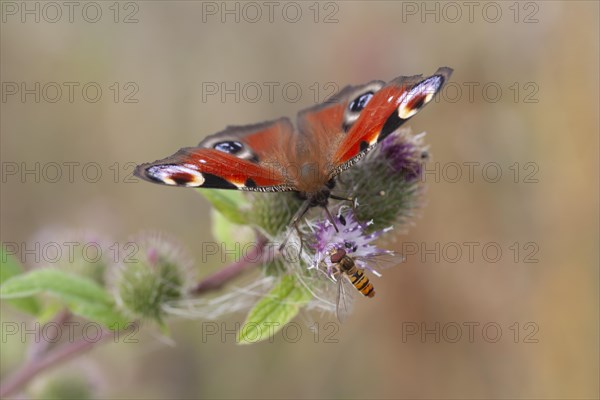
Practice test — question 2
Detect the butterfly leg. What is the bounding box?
[322,206,339,233]
[278,200,311,253]
[294,222,304,256]
[279,222,304,257]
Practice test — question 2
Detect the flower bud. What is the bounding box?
[29,361,104,400]
[115,232,193,323]
[338,128,428,231]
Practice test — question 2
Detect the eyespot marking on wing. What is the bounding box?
[200,137,259,162]
[214,140,244,154]
[349,92,374,112]
[343,82,385,129]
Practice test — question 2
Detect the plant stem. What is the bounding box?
[26,309,72,362]
[0,328,113,398]
[189,234,269,295]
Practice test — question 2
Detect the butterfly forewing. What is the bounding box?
[199,118,295,164]
[332,67,452,168]
[135,118,297,191]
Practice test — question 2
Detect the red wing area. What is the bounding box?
[297,99,346,140]
[134,147,291,191]
[198,117,296,164]
[294,83,383,179]
[332,85,404,166]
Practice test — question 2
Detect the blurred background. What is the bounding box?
[1,1,598,399]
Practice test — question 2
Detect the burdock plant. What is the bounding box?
[174,127,430,343]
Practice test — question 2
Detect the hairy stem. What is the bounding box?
[0,328,113,398]
[190,234,269,295]
[26,309,72,362]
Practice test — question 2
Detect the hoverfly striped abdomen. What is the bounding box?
[347,268,375,298]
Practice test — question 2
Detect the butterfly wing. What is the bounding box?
[333,67,453,169]
[135,117,298,191]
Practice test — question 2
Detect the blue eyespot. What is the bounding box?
[349,92,374,113]
[214,141,244,154]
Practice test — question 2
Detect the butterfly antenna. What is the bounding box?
[330,193,353,202]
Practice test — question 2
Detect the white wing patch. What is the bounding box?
[146,165,206,187]
[398,75,444,120]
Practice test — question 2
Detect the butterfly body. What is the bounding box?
[135,67,453,229]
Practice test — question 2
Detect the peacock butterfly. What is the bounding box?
[135,67,453,233]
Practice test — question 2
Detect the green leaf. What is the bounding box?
[196,189,249,225]
[37,300,63,323]
[0,247,41,315]
[0,269,128,329]
[0,268,109,301]
[238,275,313,344]
[65,301,129,330]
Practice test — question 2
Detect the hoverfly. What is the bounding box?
[329,247,376,298]
[325,241,403,322]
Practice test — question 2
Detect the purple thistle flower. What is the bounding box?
[311,209,393,278]
[379,129,428,181]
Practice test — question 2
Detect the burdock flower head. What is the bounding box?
[338,127,428,231]
[380,129,428,181]
[311,208,394,278]
[114,232,194,325]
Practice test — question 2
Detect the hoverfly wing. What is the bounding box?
[353,250,405,276]
[335,273,356,323]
